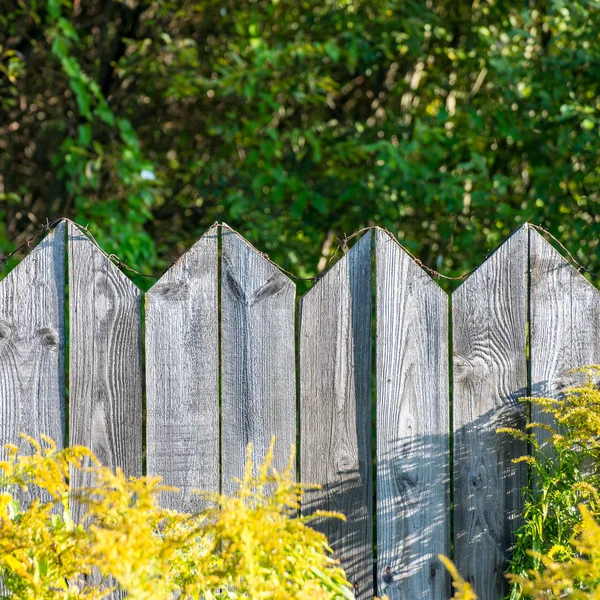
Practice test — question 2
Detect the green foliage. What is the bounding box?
[0,435,355,600]
[46,2,159,272]
[498,366,600,598]
[442,504,600,599]
[0,1,599,289]
[508,504,600,598]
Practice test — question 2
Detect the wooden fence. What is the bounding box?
[0,221,599,600]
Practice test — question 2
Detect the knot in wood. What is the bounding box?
[151,280,190,300]
[453,354,474,381]
[0,321,12,342]
[470,472,483,489]
[454,354,489,382]
[37,327,59,349]
[336,453,357,474]
[382,566,393,585]
[398,470,418,491]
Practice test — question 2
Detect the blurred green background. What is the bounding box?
[0,0,598,291]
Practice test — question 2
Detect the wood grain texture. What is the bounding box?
[0,224,65,596]
[453,225,528,600]
[530,227,600,443]
[221,227,296,495]
[375,229,450,600]
[0,222,65,462]
[146,225,219,511]
[68,223,142,518]
[300,232,373,600]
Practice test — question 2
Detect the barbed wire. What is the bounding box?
[0,217,174,278]
[527,223,600,280]
[341,225,473,281]
[0,217,598,284]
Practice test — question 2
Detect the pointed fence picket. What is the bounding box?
[0,220,598,600]
[68,222,143,521]
[452,226,529,598]
[0,223,67,600]
[375,228,450,599]
[529,228,600,445]
[0,222,65,468]
[146,225,219,511]
[220,226,297,493]
[299,232,373,600]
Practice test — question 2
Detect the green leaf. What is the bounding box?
[117,118,140,149]
[47,0,62,19]
[8,500,20,519]
[324,41,340,63]
[77,123,92,147]
[311,196,327,214]
[70,78,91,119]
[57,17,78,41]
[95,103,115,126]
[50,36,70,60]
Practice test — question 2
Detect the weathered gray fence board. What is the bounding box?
[300,232,373,600]
[221,227,296,494]
[3,218,600,600]
[68,223,142,514]
[0,223,65,462]
[146,226,219,511]
[453,225,528,599]
[375,229,450,600]
[530,228,600,443]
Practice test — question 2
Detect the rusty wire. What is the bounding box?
[0,217,598,284]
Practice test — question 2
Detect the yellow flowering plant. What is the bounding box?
[497,366,600,597]
[437,556,477,600]
[440,366,600,599]
[0,435,355,600]
[507,504,600,598]
[441,503,600,600]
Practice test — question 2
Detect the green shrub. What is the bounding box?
[507,503,600,598]
[0,436,355,600]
